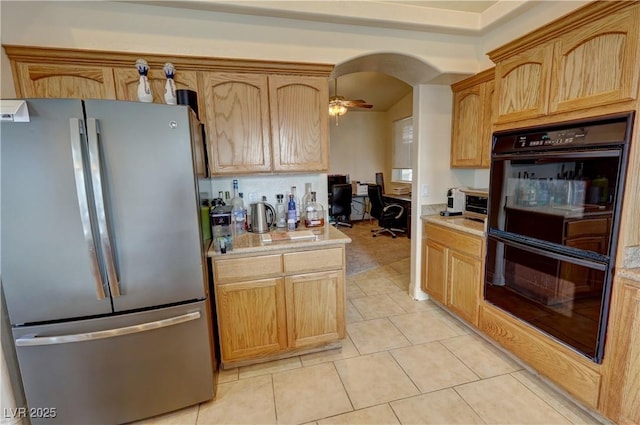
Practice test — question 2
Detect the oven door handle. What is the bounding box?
[488,233,608,271]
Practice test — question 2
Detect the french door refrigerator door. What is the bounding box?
[12,301,214,425]
[83,100,206,312]
[1,99,111,325]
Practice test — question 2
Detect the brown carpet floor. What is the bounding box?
[335,220,411,276]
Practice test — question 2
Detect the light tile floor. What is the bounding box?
[134,258,607,425]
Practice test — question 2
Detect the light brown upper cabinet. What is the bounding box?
[11,62,116,99]
[489,2,639,127]
[268,75,329,172]
[549,6,640,114]
[450,68,494,168]
[200,72,273,174]
[200,72,329,175]
[494,44,553,124]
[113,67,200,107]
[4,46,333,176]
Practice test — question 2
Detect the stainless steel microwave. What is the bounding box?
[462,189,488,221]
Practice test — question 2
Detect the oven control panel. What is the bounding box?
[515,129,587,148]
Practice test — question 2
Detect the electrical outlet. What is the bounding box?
[421,184,430,197]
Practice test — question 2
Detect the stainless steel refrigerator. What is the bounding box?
[1,99,214,424]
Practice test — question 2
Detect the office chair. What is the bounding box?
[375,172,385,195]
[330,183,353,228]
[368,184,405,238]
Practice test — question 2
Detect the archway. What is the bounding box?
[330,53,442,301]
[330,52,441,85]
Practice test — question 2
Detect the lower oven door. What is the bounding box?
[485,233,610,362]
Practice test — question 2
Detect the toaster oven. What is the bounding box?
[462,189,488,221]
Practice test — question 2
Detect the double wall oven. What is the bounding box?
[485,113,633,363]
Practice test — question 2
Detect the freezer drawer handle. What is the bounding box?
[15,311,200,347]
[86,118,121,298]
[69,118,107,300]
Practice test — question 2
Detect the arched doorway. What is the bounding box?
[330,53,442,300]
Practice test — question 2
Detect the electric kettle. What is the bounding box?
[249,202,276,233]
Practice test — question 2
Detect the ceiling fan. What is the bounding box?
[328,78,373,124]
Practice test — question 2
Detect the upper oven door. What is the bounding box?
[488,148,624,259]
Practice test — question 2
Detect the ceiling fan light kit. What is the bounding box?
[328,78,373,125]
[328,98,348,117]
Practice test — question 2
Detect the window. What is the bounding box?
[392,116,412,182]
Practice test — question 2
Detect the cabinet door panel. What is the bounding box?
[200,72,272,173]
[422,239,447,303]
[451,85,484,167]
[481,79,495,168]
[601,279,640,424]
[550,7,640,113]
[495,44,553,124]
[285,271,345,348]
[14,63,116,99]
[216,278,287,361]
[269,75,328,172]
[447,251,481,325]
[113,68,200,107]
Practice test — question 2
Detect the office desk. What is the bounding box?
[351,194,370,221]
[383,193,411,238]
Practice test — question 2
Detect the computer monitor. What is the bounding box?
[327,174,348,192]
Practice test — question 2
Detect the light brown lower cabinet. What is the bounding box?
[421,222,483,326]
[213,246,345,368]
[216,277,288,362]
[600,277,640,424]
[285,270,344,348]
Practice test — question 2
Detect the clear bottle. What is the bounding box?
[301,183,313,221]
[291,186,301,225]
[275,194,287,228]
[230,179,245,235]
[287,194,297,231]
[304,191,325,227]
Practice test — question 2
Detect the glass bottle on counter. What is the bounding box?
[290,186,301,225]
[230,179,245,235]
[275,194,287,228]
[301,183,313,221]
[287,194,297,231]
[304,192,325,228]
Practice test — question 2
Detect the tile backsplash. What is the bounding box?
[421,203,447,216]
[623,245,640,268]
[199,174,328,207]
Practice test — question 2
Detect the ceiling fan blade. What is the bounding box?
[343,101,373,108]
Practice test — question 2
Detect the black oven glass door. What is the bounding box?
[488,149,624,258]
[485,236,609,360]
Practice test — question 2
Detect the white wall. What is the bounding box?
[329,111,388,184]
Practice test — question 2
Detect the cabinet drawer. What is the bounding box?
[425,223,483,258]
[283,247,343,274]
[565,218,610,238]
[214,254,282,283]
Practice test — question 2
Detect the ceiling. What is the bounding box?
[387,1,497,13]
[332,72,412,112]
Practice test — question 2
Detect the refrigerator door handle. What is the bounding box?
[86,118,121,298]
[15,312,201,347]
[69,118,107,300]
